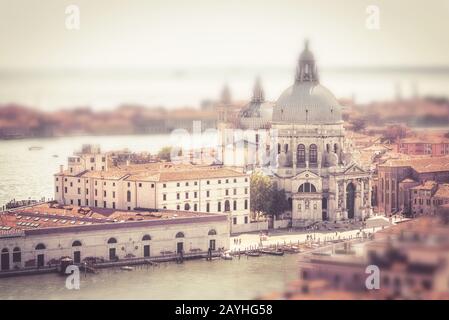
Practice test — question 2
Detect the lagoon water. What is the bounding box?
[0,135,298,299]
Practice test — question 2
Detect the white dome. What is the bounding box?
[272,82,342,124]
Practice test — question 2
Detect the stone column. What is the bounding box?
[292,136,297,175]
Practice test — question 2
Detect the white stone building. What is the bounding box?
[219,41,373,226]
[0,203,229,271]
[54,150,251,233]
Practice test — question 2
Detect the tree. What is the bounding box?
[157,146,172,161]
[250,172,289,218]
[350,118,366,132]
[267,187,290,218]
[250,172,272,218]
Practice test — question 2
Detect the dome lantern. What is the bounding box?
[295,40,319,83]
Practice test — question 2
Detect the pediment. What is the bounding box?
[343,163,366,174]
[293,170,320,180]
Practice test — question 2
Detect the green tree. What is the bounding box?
[250,172,289,218]
[267,187,290,217]
[157,146,172,161]
[250,172,272,217]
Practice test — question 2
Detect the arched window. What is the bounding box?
[12,247,21,263]
[1,248,8,253]
[107,238,117,244]
[175,232,185,238]
[72,240,82,247]
[184,203,190,211]
[297,144,305,163]
[309,144,317,164]
[298,183,317,193]
[208,229,217,236]
[142,234,151,241]
[35,243,46,250]
[224,200,231,212]
[127,190,131,202]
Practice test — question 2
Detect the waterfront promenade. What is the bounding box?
[230,226,384,252]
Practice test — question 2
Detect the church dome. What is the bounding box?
[272,41,342,125]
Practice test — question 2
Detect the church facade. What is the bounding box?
[217,42,373,227]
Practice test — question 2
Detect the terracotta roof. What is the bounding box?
[0,202,226,235]
[411,181,437,190]
[434,184,449,199]
[57,162,246,182]
[380,156,449,173]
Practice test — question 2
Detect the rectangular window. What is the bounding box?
[206,191,210,197]
[112,202,116,209]
[163,183,167,188]
[78,188,81,194]
[103,201,106,208]
[104,191,107,197]
[113,191,116,198]
[194,191,197,198]
[95,200,98,207]
[163,194,167,201]
[177,193,180,200]
[244,216,248,224]
[95,189,98,196]
[86,188,89,195]
[78,199,81,206]
[233,189,237,195]
[139,183,142,187]
[64,187,67,193]
[233,217,237,225]
[86,199,89,206]
[56,186,59,193]
[185,192,189,199]
[70,199,73,205]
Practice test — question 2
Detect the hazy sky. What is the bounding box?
[1,0,449,70]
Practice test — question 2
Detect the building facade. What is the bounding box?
[218,41,373,226]
[0,204,229,271]
[377,156,449,216]
[54,149,251,233]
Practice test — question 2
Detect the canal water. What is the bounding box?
[0,255,299,299]
[0,135,298,299]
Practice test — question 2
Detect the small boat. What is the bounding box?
[282,247,300,254]
[120,266,134,271]
[221,253,233,260]
[28,146,43,151]
[260,249,284,256]
[246,251,261,257]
